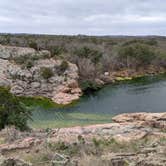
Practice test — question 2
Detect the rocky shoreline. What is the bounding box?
[0,44,82,105]
[0,112,166,165]
[0,44,165,106]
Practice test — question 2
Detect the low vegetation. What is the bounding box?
[0,87,31,131]
[2,132,165,166]
[49,45,66,57]
[80,80,102,91]
[40,67,54,80]
[73,46,103,64]
[57,60,69,74]
[12,53,50,69]
[118,43,156,69]
[28,41,39,50]
[0,34,166,91]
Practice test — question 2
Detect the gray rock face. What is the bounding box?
[30,82,41,89]
[0,59,11,87]
[0,45,35,59]
[7,59,81,103]
[0,45,82,104]
[0,79,10,87]
[10,85,24,95]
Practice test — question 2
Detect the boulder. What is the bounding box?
[71,88,82,94]
[112,113,166,130]
[0,79,11,87]
[104,72,109,76]
[10,85,24,95]
[0,59,11,87]
[65,62,79,79]
[30,82,41,89]
[52,81,82,105]
[67,80,79,89]
[38,50,51,58]
[112,112,166,122]
[0,44,35,59]
[52,92,80,105]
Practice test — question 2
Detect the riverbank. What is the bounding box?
[98,66,166,86]
[21,73,166,129]
[0,71,165,129]
[0,112,165,165]
[20,71,166,108]
[0,43,166,105]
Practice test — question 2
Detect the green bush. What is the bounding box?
[25,60,34,69]
[122,39,158,47]
[55,60,69,75]
[74,47,102,64]
[12,53,50,69]
[122,39,142,46]
[4,35,11,44]
[12,55,36,65]
[40,67,54,79]
[80,80,101,92]
[59,60,69,72]
[155,51,166,68]
[28,41,38,50]
[12,56,28,65]
[77,135,85,144]
[118,43,156,67]
[49,46,66,57]
[0,87,31,130]
[145,39,158,46]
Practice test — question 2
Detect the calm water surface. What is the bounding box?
[31,75,166,128]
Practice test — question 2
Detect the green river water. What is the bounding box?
[25,74,166,129]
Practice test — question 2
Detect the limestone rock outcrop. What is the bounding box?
[52,80,82,105]
[0,44,82,105]
[112,112,166,130]
[0,59,11,87]
[0,44,36,60]
[0,113,166,166]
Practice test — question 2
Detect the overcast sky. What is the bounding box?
[0,0,166,36]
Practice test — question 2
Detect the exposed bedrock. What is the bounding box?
[0,44,82,105]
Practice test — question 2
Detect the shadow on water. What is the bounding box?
[28,74,166,128]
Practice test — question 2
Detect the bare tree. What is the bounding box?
[77,58,96,80]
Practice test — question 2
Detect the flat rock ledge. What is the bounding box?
[0,113,166,165]
[50,112,166,143]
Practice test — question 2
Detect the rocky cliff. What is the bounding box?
[0,44,82,105]
[0,44,165,105]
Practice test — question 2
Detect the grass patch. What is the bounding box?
[0,137,5,145]
[29,112,113,129]
[19,96,79,109]
[19,96,59,109]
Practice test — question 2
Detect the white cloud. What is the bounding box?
[0,16,12,22]
[0,0,166,35]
